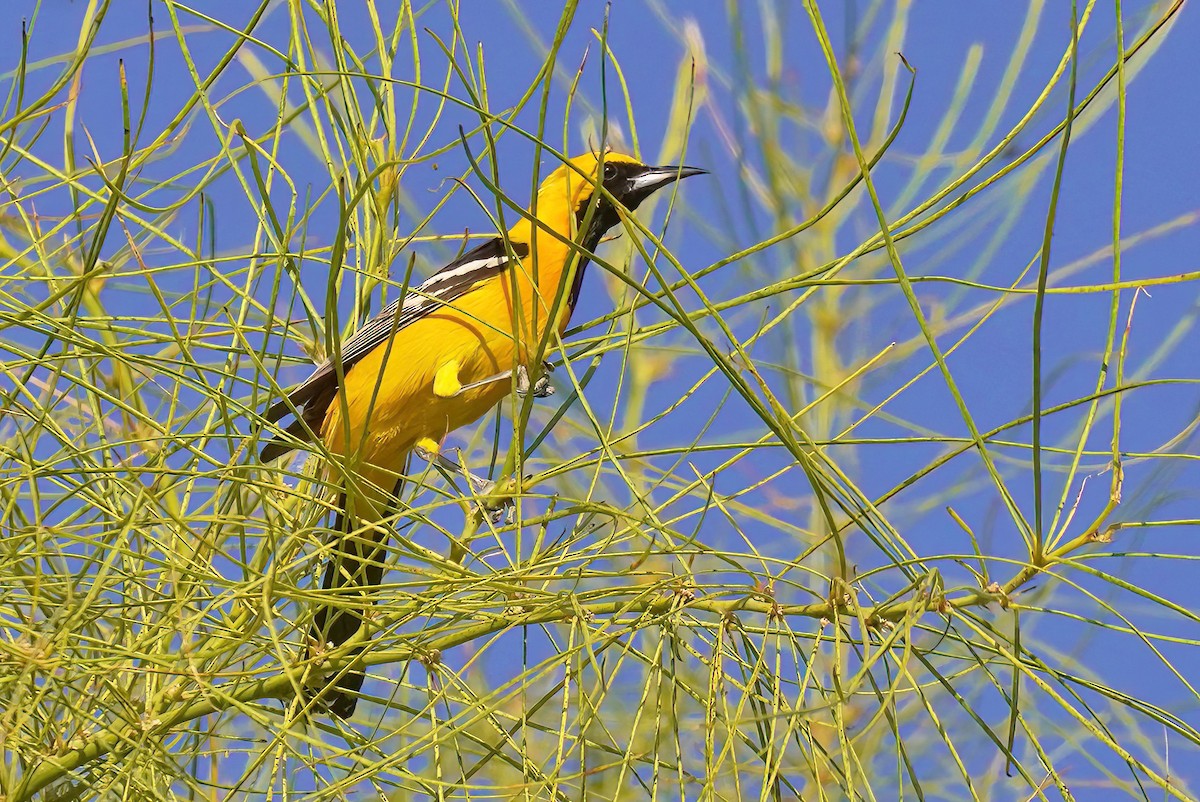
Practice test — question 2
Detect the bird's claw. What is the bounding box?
[481,500,516,525]
[476,473,521,524]
[515,363,555,398]
[415,446,519,525]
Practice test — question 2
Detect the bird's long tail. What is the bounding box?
[307,494,389,718]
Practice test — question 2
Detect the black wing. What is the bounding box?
[260,237,528,457]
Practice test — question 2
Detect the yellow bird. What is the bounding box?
[262,152,704,716]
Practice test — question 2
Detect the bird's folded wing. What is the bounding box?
[263,236,528,425]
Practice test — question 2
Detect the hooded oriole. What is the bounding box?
[262,152,704,716]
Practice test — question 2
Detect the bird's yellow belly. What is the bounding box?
[325,317,511,457]
[316,258,572,509]
[319,280,553,480]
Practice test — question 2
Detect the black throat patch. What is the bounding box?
[566,161,647,311]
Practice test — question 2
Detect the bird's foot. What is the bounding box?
[453,362,555,398]
[514,362,555,398]
[414,442,511,523]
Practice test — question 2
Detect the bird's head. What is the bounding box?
[535,151,706,248]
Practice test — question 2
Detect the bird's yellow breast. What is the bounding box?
[320,242,574,497]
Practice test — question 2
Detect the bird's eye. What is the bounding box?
[602,162,618,182]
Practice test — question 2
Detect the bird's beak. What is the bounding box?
[628,164,708,195]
